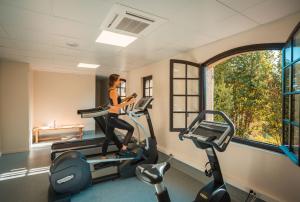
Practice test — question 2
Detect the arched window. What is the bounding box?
[170,44,284,153]
[205,49,282,148]
[170,22,300,165]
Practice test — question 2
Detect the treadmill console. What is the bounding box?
[134,97,154,111]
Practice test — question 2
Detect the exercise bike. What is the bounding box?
[136,110,235,202]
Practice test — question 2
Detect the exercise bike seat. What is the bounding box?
[136,162,170,185]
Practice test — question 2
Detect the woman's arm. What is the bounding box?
[110,90,135,109]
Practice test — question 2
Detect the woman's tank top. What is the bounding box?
[108,89,122,115]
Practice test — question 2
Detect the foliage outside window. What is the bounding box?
[206,50,282,145]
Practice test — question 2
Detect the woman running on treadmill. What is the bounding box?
[102,74,136,157]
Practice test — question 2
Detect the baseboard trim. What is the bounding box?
[157,146,279,202]
[2,147,29,154]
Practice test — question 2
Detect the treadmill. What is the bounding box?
[50,97,137,161]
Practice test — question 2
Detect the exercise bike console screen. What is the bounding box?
[180,110,235,152]
[192,121,230,140]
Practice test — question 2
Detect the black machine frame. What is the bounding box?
[137,110,235,202]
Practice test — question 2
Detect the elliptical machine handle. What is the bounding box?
[179,129,188,141]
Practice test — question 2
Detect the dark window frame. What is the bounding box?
[170,59,204,132]
[143,75,153,108]
[281,22,300,166]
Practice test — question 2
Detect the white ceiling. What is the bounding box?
[0,0,299,75]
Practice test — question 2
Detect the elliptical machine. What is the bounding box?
[48,96,158,202]
[136,110,235,202]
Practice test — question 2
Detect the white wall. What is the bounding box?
[0,61,31,154]
[33,71,95,132]
[127,12,300,202]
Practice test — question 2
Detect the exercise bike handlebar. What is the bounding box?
[178,110,235,152]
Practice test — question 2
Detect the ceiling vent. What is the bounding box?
[101,4,167,37]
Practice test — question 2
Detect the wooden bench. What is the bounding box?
[32,124,84,143]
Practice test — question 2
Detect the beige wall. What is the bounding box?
[0,61,31,154]
[0,62,2,155]
[33,71,95,132]
[127,12,300,202]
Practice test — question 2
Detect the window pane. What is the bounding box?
[173,80,185,95]
[284,67,291,92]
[173,63,185,78]
[187,96,199,111]
[173,113,185,128]
[187,113,198,126]
[210,50,282,146]
[121,88,125,96]
[149,88,153,96]
[292,94,300,123]
[187,65,199,78]
[285,40,292,66]
[187,80,199,95]
[121,81,126,88]
[173,96,185,111]
[145,80,150,88]
[291,125,299,159]
[293,29,300,61]
[284,95,290,120]
[283,123,290,146]
[149,79,153,88]
[293,62,300,91]
[144,89,148,96]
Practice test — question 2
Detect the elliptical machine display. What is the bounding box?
[136,110,235,202]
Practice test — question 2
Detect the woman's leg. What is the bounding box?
[103,117,123,155]
[102,138,109,155]
[112,118,134,146]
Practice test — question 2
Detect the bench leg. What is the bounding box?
[35,131,39,143]
[79,128,83,139]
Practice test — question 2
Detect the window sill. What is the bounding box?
[169,130,283,154]
[279,145,299,165]
[232,137,283,154]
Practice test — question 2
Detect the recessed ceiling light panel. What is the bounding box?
[96,30,137,47]
[77,63,100,68]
